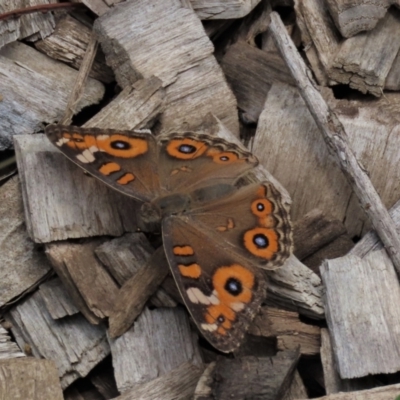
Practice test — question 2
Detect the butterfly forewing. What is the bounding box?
[46,125,161,202]
[162,216,266,353]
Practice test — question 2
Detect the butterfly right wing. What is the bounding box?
[46,125,161,202]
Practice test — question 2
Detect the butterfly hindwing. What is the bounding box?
[162,215,266,353]
[46,125,161,202]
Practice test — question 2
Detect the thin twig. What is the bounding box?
[0,3,84,22]
[60,31,99,125]
[269,11,400,275]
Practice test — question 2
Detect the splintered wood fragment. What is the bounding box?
[299,383,400,400]
[321,249,400,378]
[0,42,104,151]
[249,307,321,355]
[325,0,395,37]
[221,41,294,123]
[6,290,110,389]
[85,76,165,130]
[330,9,400,96]
[35,15,114,84]
[109,307,202,393]
[46,239,118,322]
[0,358,63,400]
[293,209,347,261]
[39,278,79,319]
[0,176,52,308]
[80,0,110,16]
[386,48,400,90]
[93,0,239,135]
[114,362,204,400]
[282,371,309,400]
[190,0,261,19]
[0,0,55,48]
[14,135,139,243]
[61,33,98,125]
[0,326,25,359]
[270,12,400,274]
[194,351,300,399]
[109,247,170,338]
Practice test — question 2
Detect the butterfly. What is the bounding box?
[45,125,292,352]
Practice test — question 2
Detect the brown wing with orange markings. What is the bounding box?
[46,125,161,202]
[186,182,293,270]
[157,132,258,194]
[162,215,266,353]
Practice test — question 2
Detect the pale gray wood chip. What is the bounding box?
[190,0,261,19]
[0,326,25,360]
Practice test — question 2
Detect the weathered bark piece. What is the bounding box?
[0,358,63,400]
[0,176,52,308]
[108,247,170,338]
[0,326,25,360]
[94,0,239,135]
[299,383,400,400]
[95,233,155,286]
[249,307,321,355]
[35,15,114,83]
[6,290,110,388]
[14,134,139,243]
[0,0,55,48]
[270,11,400,274]
[0,42,104,151]
[194,351,300,400]
[266,255,325,319]
[221,41,294,123]
[84,76,165,130]
[330,9,400,96]
[326,0,400,37]
[321,249,400,378]
[293,209,347,261]
[39,278,79,320]
[190,0,261,19]
[109,307,202,393]
[282,371,309,400]
[294,0,341,86]
[114,362,204,400]
[46,239,118,322]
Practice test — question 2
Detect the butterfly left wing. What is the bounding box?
[45,125,161,202]
[162,216,266,353]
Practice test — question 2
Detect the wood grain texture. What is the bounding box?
[325,0,397,37]
[35,14,114,83]
[38,278,79,320]
[0,326,25,360]
[6,290,110,388]
[109,307,203,393]
[14,135,139,243]
[321,250,400,378]
[0,0,55,48]
[93,0,239,135]
[190,0,261,19]
[46,239,118,321]
[114,362,204,400]
[0,42,104,151]
[0,176,52,308]
[282,371,309,400]
[0,358,63,400]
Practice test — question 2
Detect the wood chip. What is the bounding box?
[0,175,52,308]
[191,0,261,19]
[0,326,25,360]
[0,358,63,400]
[0,42,104,151]
[109,307,202,393]
[93,0,239,135]
[321,250,400,378]
[6,290,110,388]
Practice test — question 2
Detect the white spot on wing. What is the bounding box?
[89,145,99,154]
[56,137,69,146]
[201,323,218,332]
[76,154,89,163]
[82,149,95,162]
[97,135,110,141]
[231,302,245,312]
[186,288,220,305]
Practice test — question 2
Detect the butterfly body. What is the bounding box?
[46,125,292,352]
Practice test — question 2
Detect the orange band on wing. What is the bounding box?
[117,173,135,185]
[173,245,194,256]
[96,135,148,158]
[243,227,279,259]
[166,138,208,160]
[99,162,121,175]
[178,263,201,279]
